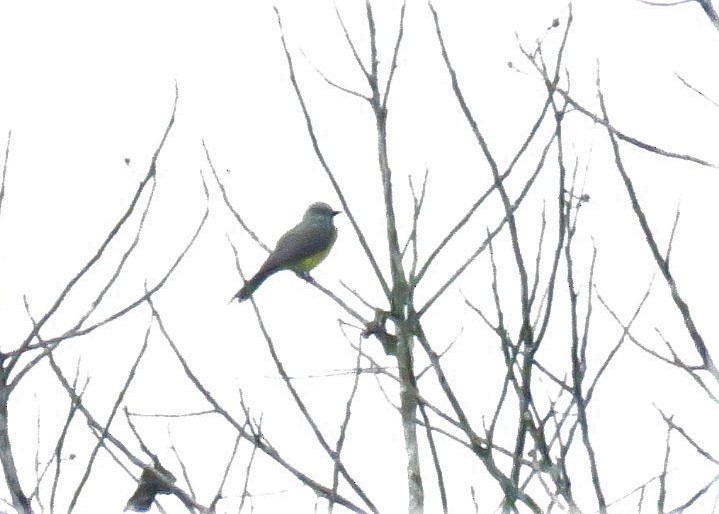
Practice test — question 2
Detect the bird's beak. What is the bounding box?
[332,210,342,216]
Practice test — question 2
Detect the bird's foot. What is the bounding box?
[295,271,314,283]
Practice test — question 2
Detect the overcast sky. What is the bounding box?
[0,1,718,513]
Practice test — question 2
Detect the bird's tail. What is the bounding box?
[233,271,270,302]
[125,484,155,512]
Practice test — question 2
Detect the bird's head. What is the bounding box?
[305,202,341,221]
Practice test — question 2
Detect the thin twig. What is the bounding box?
[237,424,260,514]
[675,73,719,109]
[203,140,270,252]
[381,2,407,110]
[333,1,370,78]
[209,433,242,512]
[301,49,372,102]
[330,340,364,512]
[419,403,448,513]
[560,87,715,168]
[166,425,196,499]
[0,130,11,220]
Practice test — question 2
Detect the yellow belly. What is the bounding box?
[293,244,333,272]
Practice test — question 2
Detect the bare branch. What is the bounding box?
[637,0,695,6]
[560,88,716,167]
[381,2,407,110]
[598,73,719,383]
[419,403,448,514]
[667,474,719,514]
[0,130,11,220]
[657,409,719,466]
[203,140,270,252]
[587,280,652,401]
[566,214,606,513]
[208,433,242,512]
[675,73,719,109]
[333,1,370,78]
[237,423,260,514]
[330,341,364,513]
[665,207,681,264]
[429,3,499,176]
[657,422,672,513]
[166,425,197,500]
[413,320,543,514]
[301,48,372,102]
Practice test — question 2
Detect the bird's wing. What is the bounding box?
[259,221,335,274]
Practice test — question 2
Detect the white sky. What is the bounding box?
[0,0,718,513]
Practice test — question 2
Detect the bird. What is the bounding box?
[234,202,341,301]
[125,465,176,512]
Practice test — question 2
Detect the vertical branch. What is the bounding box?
[330,341,364,513]
[413,321,542,514]
[396,328,423,514]
[0,366,33,513]
[418,403,448,513]
[33,403,43,513]
[50,370,87,513]
[166,425,197,500]
[382,2,407,110]
[405,169,429,281]
[0,136,12,512]
[0,130,11,220]
[208,433,242,512]
[237,426,259,514]
[657,422,672,514]
[365,2,422,511]
[428,11,545,504]
[365,0,406,291]
[566,232,606,511]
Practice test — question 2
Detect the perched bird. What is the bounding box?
[125,465,176,512]
[235,202,341,301]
